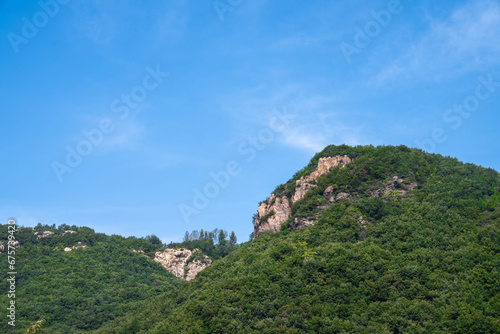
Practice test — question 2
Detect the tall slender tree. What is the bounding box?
[229,231,237,247]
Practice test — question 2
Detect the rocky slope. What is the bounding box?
[253,194,291,239]
[253,155,352,238]
[91,145,500,334]
[2,226,211,281]
[153,248,212,281]
[253,154,423,239]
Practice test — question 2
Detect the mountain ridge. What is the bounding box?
[2,144,499,333]
[90,144,500,333]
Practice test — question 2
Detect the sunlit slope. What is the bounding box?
[93,145,500,333]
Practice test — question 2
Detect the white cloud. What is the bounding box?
[68,0,120,44]
[374,0,500,84]
[270,33,336,50]
[280,128,327,153]
[155,0,189,43]
[277,112,369,153]
[214,79,372,153]
[67,0,188,45]
[100,118,145,151]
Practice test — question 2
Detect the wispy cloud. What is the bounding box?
[67,0,189,46]
[280,127,327,152]
[215,81,368,152]
[155,0,189,43]
[373,0,500,84]
[100,118,145,151]
[68,0,120,44]
[270,33,335,51]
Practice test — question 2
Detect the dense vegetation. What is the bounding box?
[167,228,239,260]
[90,145,500,333]
[0,225,181,333]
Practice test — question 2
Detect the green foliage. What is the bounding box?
[3,145,500,333]
[356,197,389,220]
[23,315,45,333]
[292,241,317,259]
[186,250,210,265]
[260,210,275,223]
[0,226,181,333]
[90,145,500,333]
[168,228,238,260]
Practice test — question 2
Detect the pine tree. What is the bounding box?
[229,231,237,246]
[218,230,227,245]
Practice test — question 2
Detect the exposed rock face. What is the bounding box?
[153,248,212,281]
[253,194,291,239]
[371,176,417,199]
[292,156,352,203]
[290,217,316,231]
[36,231,54,239]
[336,192,352,201]
[63,242,87,252]
[131,249,148,257]
[323,186,334,197]
[63,230,76,234]
[253,155,352,239]
[292,180,317,204]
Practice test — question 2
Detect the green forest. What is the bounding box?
[0,224,237,333]
[1,145,499,333]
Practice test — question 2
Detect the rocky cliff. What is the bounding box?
[253,155,352,239]
[292,156,352,203]
[253,194,291,239]
[153,248,212,281]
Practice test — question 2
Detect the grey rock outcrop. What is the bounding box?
[371,176,417,199]
[253,194,291,239]
[131,249,148,257]
[153,248,212,281]
[292,156,352,203]
[63,242,87,252]
[35,231,54,239]
[253,155,353,238]
[336,192,352,201]
[290,217,316,231]
[323,186,334,197]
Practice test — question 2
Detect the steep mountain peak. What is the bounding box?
[90,144,500,334]
[253,154,352,239]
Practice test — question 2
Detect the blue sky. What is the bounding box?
[1,0,499,244]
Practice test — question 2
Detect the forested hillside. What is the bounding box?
[167,228,239,260]
[0,225,183,333]
[90,145,500,333]
[0,223,241,333]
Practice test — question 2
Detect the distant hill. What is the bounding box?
[0,225,236,333]
[0,225,183,333]
[90,145,500,333]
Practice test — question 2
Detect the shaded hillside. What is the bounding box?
[91,145,500,333]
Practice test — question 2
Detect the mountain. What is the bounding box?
[0,225,235,333]
[3,144,499,333]
[0,226,182,333]
[89,145,500,333]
